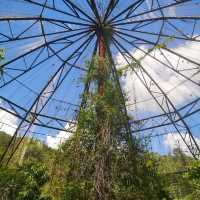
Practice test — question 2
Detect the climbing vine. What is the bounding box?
[61,56,169,200]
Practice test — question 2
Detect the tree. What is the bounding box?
[0,159,51,200]
[0,132,11,154]
[183,160,200,200]
[157,149,200,200]
[0,132,54,200]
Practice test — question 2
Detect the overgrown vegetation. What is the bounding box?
[58,55,170,199]
[0,132,200,199]
[0,132,53,199]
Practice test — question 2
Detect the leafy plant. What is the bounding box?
[0,160,51,200]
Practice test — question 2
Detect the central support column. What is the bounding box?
[98,30,106,96]
[94,28,111,200]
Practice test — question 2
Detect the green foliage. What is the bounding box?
[0,132,54,200]
[185,161,200,184]
[62,181,92,200]
[102,23,113,45]
[155,43,167,49]
[156,148,200,200]
[148,36,175,52]
[182,160,200,199]
[0,160,51,200]
[117,59,141,78]
[1,129,199,199]
[0,131,10,153]
[83,55,111,84]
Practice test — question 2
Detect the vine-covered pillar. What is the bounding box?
[98,29,106,95]
[94,28,111,200]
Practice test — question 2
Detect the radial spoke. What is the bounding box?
[113,16,200,26]
[116,28,200,43]
[112,0,191,24]
[86,0,101,24]
[103,0,119,23]
[63,0,97,24]
[108,0,145,23]
[0,16,91,26]
[23,0,93,23]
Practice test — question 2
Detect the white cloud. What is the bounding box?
[116,39,200,113]
[164,133,200,156]
[19,37,45,54]
[46,122,75,149]
[167,6,176,16]
[0,102,75,149]
[145,0,158,18]
[0,109,18,136]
